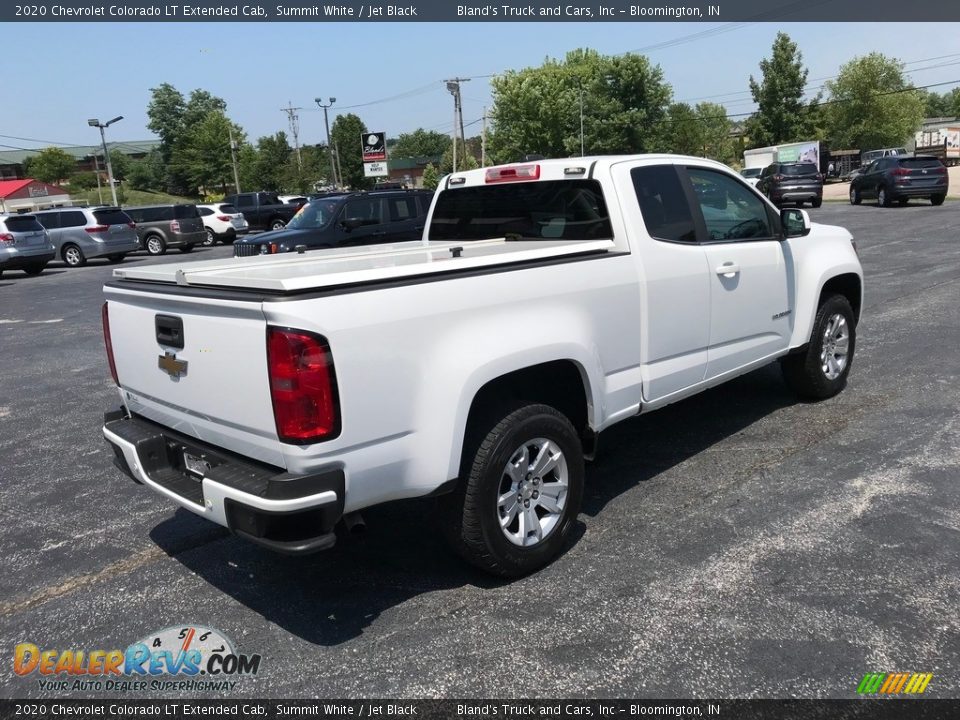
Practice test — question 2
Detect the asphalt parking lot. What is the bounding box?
[1,203,958,699]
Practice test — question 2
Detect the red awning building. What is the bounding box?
[0,179,73,214]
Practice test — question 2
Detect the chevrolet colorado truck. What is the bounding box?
[102,155,863,577]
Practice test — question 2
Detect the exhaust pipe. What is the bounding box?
[342,512,366,535]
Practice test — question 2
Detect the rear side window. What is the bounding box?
[197,207,214,217]
[173,205,199,219]
[93,208,133,225]
[4,216,44,232]
[388,197,417,222]
[236,195,255,208]
[342,199,382,225]
[429,180,612,241]
[219,204,238,214]
[61,211,87,228]
[631,166,696,243]
[899,157,944,169]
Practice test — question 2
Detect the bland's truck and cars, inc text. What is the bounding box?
[101,155,862,577]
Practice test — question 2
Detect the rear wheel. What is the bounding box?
[62,244,86,267]
[107,254,125,263]
[23,263,46,276]
[145,235,166,255]
[439,403,585,577]
[203,228,216,246]
[931,194,946,206]
[781,294,856,400]
[811,197,823,208]
[270,218,286,231]
[849,186,861,205]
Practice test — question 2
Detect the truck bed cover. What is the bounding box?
[112,238,615,292]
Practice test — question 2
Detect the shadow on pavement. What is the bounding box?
[151,363,794,647]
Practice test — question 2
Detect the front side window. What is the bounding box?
[429,180,612,241]
[630,165,696,243]
[286,199,341,230]
[34,212,60,229]
[341,199,382,226]
[687,168,773,241]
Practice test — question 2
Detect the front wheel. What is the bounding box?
[878,186,891,207]
[145,235,166,256]
[439,404,585,577]
[62,244,86,267]
[781,294,856,400]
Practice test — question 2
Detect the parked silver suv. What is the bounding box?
[0,214,56,277]
[33,206,139,267]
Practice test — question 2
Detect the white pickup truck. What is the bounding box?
[102,155,862,576]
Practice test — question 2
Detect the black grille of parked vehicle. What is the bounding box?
[234,243,261,257]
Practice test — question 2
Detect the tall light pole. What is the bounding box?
[88,116,123,206]
[315,97,338,188]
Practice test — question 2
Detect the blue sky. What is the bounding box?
[3,22,959,150]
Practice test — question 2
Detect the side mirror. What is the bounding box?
[340,217,363,232]
[781,208,811,238]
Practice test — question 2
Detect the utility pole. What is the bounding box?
[281,101,303,171]
[93,152,104,205]
[88,116,123,207]
[315,97,338,188]
[334,142,344,189]
[228,124,241,193]
[445,78,470,172]
[481,106,487,167]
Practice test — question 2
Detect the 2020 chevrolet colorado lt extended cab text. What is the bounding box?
[102,155,863,577]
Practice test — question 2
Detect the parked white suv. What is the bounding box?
[196,203,249,246]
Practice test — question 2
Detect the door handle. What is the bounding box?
[716,262,740,277]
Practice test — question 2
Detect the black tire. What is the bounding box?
[439,403,585,577]
[849,186,861,205]
[203,228,216,246]
[811,197,823,208]
[270,218,286,231]
[144,234,166,256]
[878,185,892,208]
[23,263,46,276]
[107,254,125,263]
[179,244,194,254]
[62,244,86,267]
[222,235,236,244]
[898,198,909,206]
[781,294,856,400]
[931,194,945,206]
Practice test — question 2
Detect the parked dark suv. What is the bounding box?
[849,155,948,207]
[756,162,823,208]
[124,204,206,255]
[233,190,434,257]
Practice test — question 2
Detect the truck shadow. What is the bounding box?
[149,363,794,647]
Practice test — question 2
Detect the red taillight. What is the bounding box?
[485,164,541,183]
[217,215,231,222]
[0,233,14,243]
[773,174,784,182]
[170,220,181,233]
[102,302,119,386]
[127,222,136,229]
[267,327,340,443]
[892,168,910,176]
[933,166,948,175]
[85,225,109,234]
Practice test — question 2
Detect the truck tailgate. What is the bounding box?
[104,285,284,468]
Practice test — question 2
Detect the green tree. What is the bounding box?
[746,33,816,147]
[69,171,99,190]
[127,148,166,191]
[250,131,292,191]
[421,163,440,190]
[439,139,479,174]
[170,111,244,194]
[392,129,451,158]
[146,83,186,163]
[922,88,960,118]
[24,147,76,184]
[695,102,736,164]
[661,103,702,155]
[330,113,371,189]
[824,53,925,150]
[108,149,130,182]
[488,48,671,162]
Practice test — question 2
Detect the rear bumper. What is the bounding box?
[770,187,822,202]
[890,184,948,198]
[103,410,344,554]
[165,231,207,248]
[0,249,55,269]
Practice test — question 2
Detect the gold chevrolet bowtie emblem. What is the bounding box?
[158,351,188,378]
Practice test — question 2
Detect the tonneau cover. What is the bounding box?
[112,238,615,292]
